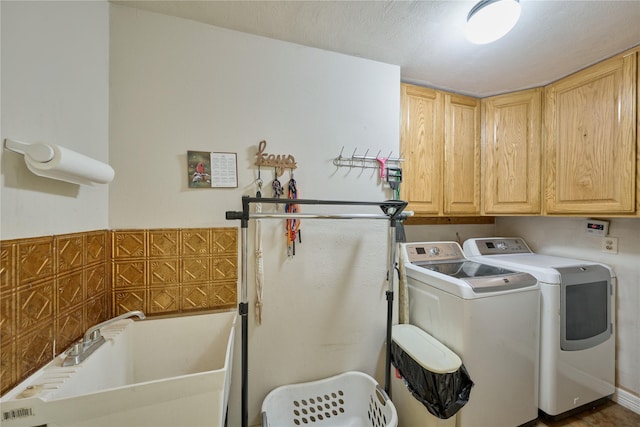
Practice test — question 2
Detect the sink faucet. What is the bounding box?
[62,310,146,367]
[83,310,146,345]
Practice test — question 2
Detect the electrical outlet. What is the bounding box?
[602,237,618,254]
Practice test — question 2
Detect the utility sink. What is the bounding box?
[1,311,237,427]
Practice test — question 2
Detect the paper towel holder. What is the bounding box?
[5,138,57,162]
[3,138,115,185]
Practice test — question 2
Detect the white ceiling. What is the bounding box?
[114,0,640,97]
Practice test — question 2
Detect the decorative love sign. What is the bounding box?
[255,140,297,176]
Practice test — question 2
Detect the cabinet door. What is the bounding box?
[544,53,637,213]
[444,94,481,214]
[400,84,444,215]
[482,88,542,214]
[637,52,640,214]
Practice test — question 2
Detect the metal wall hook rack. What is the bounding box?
[332,146,404,170]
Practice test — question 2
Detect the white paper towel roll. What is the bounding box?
[23,143,115,185]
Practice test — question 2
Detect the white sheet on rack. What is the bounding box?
[255,194,264,325]
[398,246,409,324]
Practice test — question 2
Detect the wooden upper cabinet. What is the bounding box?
[482,88,542,214]
[637,51,640,214]
[400,84,481,216]
[443,93,481,214]
[544,52,637,214]
[400,84,444,215]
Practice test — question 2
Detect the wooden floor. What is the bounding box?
[533,401,640,427]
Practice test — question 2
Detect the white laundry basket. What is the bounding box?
[261,371,398,427]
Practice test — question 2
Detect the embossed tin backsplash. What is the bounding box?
[111,228,237,315]
[0,227,237,396]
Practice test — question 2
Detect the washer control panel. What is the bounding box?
[404,242,465,263]
[463,238,532,256]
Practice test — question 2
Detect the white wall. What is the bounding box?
[0,2,2,239]
[109,6,401,425]
[108,6,400,228]
[404,223,496,244]
[496,216,640,404]
[0,1,110,240]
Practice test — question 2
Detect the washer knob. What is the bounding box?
[429,247,440,256]
[496,241,507,250]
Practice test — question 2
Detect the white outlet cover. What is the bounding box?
[602,236,618,254]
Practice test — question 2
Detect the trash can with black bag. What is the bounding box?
[390,324,473,427]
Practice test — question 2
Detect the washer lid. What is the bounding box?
[411,260,538,292]
[463,238,615,282]
[392,324,461,374]
[415,260,519,279]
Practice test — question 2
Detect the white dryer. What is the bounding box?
[463,237,615,418]
[402,242,540,427]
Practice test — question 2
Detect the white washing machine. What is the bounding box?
[463,237,615,418]
[402,242,540,427]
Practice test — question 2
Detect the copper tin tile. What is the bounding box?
[17,280,54,332]
[113,288,146,315]
[0,241,15,294]
[86,294,108,328]
[149,286,179,314]
[0,340,16,396]
[149,258,179,286]
[0,292,15,346]
[86,264,107,299]
[111,230,145,259]
[57,271,84,313]
[211,282,237,308]
[212,256,238,280]
[56,305,84,354]
[182,257,210,283]
[149,229,179,258]
[181,229,211,256]
[112,260,146,289]
[85,230,107,265]
[212,228,238,253]
[55,233,84,274]
[17,323,54,380]
[182,284,211,311]
[17,236,54,286]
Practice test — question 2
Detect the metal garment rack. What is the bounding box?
[225,196,408,427]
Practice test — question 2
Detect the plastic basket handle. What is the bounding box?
[376,383,391,406]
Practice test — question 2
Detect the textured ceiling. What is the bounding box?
[113,0,640,97]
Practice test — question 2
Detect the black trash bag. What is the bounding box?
[391,340,474,419]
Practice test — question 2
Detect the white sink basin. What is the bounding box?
[1,311,237,427]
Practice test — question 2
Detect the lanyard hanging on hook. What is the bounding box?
[285,171,301,257]
[272,167,283,200]
[256,166,263,198]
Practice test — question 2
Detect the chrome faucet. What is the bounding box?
[82,310,146,345]
[62,310,146,366]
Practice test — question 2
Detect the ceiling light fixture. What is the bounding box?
[465,0,521,44]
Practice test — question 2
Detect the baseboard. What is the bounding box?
[614,387,640,415]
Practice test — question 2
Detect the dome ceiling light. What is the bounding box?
[465,0,522,44]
